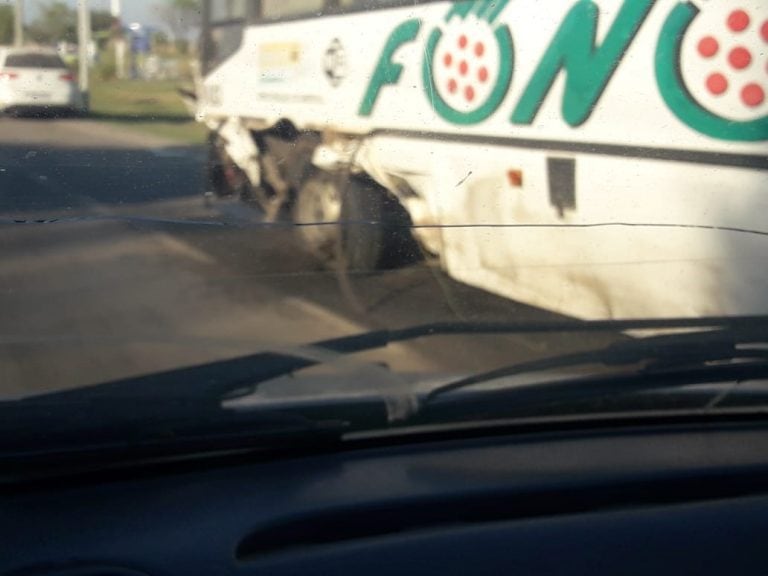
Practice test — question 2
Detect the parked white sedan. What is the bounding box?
[0,48,83,116]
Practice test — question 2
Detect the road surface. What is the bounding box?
[0,116,610,398]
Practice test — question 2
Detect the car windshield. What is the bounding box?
[5,53,66,68]
[1,0,767,457]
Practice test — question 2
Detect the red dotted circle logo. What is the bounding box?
[433,15,504,113]
[683,2,767,118]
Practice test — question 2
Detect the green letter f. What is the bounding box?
[359,19,422,117]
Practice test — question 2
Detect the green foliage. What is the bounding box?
[26,2,115,45]
[27,1,76,44]
[155,0,201,43]
[91,78,205,143]
[154,31,170,46]
[170,0,199,8]
[0,5,13,46]
[95,48,117,81]
[91,11,115,32]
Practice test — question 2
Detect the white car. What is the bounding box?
[0,47,83,116]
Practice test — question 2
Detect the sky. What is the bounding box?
[84,0,162,26]
[0,0,163,27]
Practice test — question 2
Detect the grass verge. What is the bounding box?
[89,79,206,145]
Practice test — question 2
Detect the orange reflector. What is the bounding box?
[507,170,523,187]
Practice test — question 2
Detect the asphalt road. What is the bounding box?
[0,117,610,398]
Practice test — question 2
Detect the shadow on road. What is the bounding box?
[0,138,204,214]
[4,110,193,124]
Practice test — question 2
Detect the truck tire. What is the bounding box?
[293,171,343,261]
[293,171,387,271]
[339,175,388,272]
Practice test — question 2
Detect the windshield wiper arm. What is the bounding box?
[421,323,768,408]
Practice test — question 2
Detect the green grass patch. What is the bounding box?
[89,79,206,145]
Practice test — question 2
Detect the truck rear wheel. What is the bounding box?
[293,171,387,271]
[293,172,343,261]
[339,176,388,271]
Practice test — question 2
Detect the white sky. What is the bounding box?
[0,0,162,26]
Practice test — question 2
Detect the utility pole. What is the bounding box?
[77,0,91,112]
[13,0,24,47]
[111,0,127,79]
[201,0,212,75]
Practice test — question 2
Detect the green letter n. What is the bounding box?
[511,0,654,127]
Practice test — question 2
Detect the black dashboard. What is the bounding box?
[2,417,768,575]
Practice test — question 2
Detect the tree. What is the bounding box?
[27,1,76,44]
[154,0,201,51]
[0,5,14,46]
[26,2,114,45]
[91,10,116,35]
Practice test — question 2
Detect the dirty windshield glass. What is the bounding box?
[0,0,767,451]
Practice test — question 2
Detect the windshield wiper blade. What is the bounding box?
[6,315,767,407]
[2,316,767,455]
[311,315,767,356]
[421,323,768,408]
